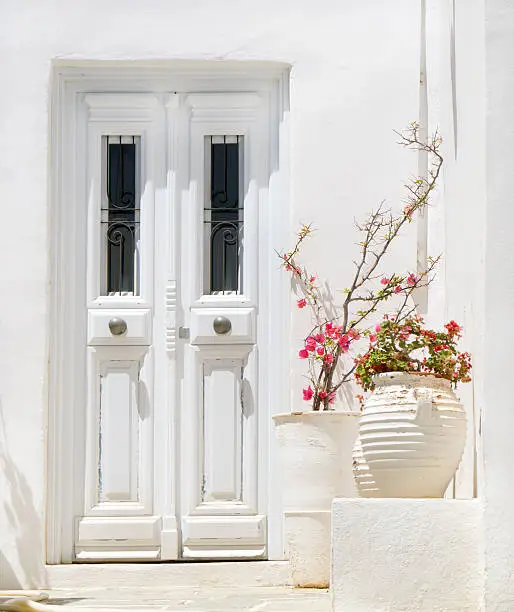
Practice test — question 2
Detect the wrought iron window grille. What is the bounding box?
[204,135,244,295]
[102,135,140,296]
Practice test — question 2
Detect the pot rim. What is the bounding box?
[273,410,361,421]
[372,371,452,387]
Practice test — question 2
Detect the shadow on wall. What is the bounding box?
[0,400,47,589]
[0,550,22,589]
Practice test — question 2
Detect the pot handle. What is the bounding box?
[416,397,435,423]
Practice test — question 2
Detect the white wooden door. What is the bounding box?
[74,91,269,561]
[174,93,269,558]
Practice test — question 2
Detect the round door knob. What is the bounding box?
[213,316,232,335]
[109,317,127,336]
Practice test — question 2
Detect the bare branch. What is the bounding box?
[278,124,443,410]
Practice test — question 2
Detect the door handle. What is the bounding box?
[108,317,127,336]
[179,327,190,339]
[213,316,232,335]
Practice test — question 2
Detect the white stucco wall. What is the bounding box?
[0,0,427,587]
[423,0,514,606]
[440,0,486,500]
[289,4,421,413]
[483,1,514,609]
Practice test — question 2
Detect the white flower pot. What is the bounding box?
[273,411,360,587]
[353,372,467,498]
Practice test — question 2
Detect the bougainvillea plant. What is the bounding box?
[279,123,443,411]
[354,314,472,392]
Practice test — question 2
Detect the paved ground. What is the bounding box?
[2,587,331,612]
[0,564,331,612]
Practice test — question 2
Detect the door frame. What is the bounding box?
[46,61,291,563]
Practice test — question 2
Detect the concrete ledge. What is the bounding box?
[331,499,484,612]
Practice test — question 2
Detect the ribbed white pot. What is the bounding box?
[353,372,467,498]
[273,411,360,587]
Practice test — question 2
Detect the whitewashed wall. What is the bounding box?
[482,0,514,608]
[0,0,493,589]
[422,0,487,502]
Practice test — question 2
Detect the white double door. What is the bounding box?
[73,91,270,561]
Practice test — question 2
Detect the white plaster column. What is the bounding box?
[483,1,514,608]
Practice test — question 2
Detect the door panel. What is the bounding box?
[83,346,152,517]
[76,345,156,560]
[190,308,255,344]
[178,92,269,559]
[76,93,167,561]
[98,360,142,504]
[202,359,244,503]
[87,309,152,345]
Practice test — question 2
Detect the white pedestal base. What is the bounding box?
[331,499,484,611]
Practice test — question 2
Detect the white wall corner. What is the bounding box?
[331,498,484,612]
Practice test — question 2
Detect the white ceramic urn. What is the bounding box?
[353,372,467,498]
[273,411,360,587]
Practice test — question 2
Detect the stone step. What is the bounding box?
[45,562,293,589]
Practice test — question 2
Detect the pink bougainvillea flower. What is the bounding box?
[403,204,415,218]
[445,320,462,336]
[369,333,377,343]
[310,276,316,283]
[297,298,307,309]
[317,389,335,403]
[314,333,325,344]
[398,325,412,340]
[302,385,314,401]
[381,277,391,286]
[324,354,334,365]
[375,324,382,333]
[338,335,350,352]
[298,349,309,359]
[316,346,325,356]
[325,323,337,338]
[407,273,418,286]
[394,285,402,294]
[348,328,361,341]
[433,344,448,353]
[305,336,317,351]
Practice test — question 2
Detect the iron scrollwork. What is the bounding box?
[102,136,139,295]
[205,135,243,294]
